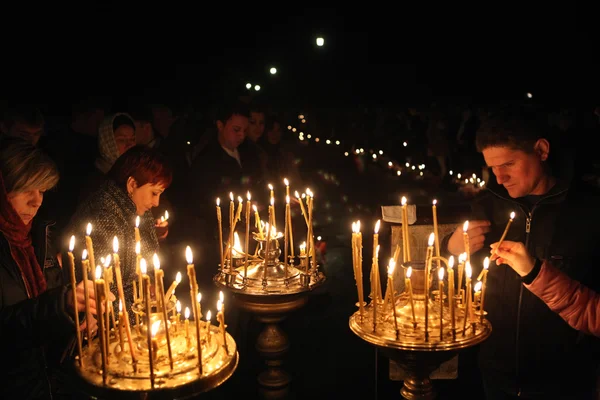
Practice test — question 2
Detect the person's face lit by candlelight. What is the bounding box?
[127,177,165,215]
[217,114,248,151]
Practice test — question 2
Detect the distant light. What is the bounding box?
[457,173,462,179]
[344,152,349,156]
[270,67,277,74]
[316,37,324,46]
[412,166,416,170]
[477,178,481,183]
[378,150,383,155]
[307,134,312,139]
[405,162,410,167]
[388,161,393,167]
[298,114,304,119]
[359,148,364,153]
[527,92,533,98]
[287,125,292,130]
[186,141,191,145]
[299,132,304,135]
[254,84,261,91]
[397,170,401,176]
[449,170,453,175]
[292,128,297,132]
[317,236,322,241]
[326,139,331,144]
[315,138,320,142]
[372,154,377,159]
[301,119,306,123]
[403,141,407,147]
[335,140,340,145]
[355,149,360,154]
[420,171,423,176]
[246,83,252,89]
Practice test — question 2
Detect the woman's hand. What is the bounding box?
[155,218,169,240]
[66,280,115,319]
[489,240,535,277]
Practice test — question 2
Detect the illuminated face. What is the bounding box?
[7,189,44,225]
[130,182,165,215]
[482,144,549,198]
[114,125,136,155]
[8,122,43,145]
[247,112,265,142]
[217,114,248,150]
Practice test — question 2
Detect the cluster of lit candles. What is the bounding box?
[65,217,229,388]
[215,179,318,281]
[351,197,515,341]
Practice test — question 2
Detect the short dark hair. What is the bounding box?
[108,146,172,190]
[215,101,250,124]
[475,107,546,153]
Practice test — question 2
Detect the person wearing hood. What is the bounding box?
[440,106,600,400]
[78,113,136,203]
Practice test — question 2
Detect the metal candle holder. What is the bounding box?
[349,258,491,400]
[72,296,238,399]
[214,230,326,396]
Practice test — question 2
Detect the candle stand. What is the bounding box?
[214,231,325,397]
[349,260,491,400]
[72,297,238,399]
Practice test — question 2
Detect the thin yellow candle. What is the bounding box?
[307,190,316,267]
[401,196,411,262]
[67,236,83,366]
[284,178,290,198]
[81,249,93,342]
[102,257,112,358]
[405,267,417,328]
[284,195,290,279]
[424,233,434,341]
[113,237,138,368]
[448,256,456,339]
[118,300,125,352]
[295,190,309,226]
[205,310,212,345]
[134,216,141,243]
[217,300,228,353]
[253,205,264,239]
[94,266,108,385]
[216,198,225,271]
[151,321,160,363]
[457,253,467,305]
[387,259,400,339]
[356,222,364,312]
[153,253,174,369]
[371,220,382,302]
[244,192,251,277]
[185,246,203,374]
[300,241,308,273]
[141,260,155,388]
[228,192,234,265]
[462,262,472,335]
[493,211,516,257]
[351,222,365,318]
[438,267,445,340]
[268,184,276,229]
[135,242,143,301]
[432,200,441,269]
[284,180,294,257]
[84,223,96,282]
[371,245,380,333]
[463,221,470,263]
[175,300,181,332]
[479,257,490,323]
[184,307,191,348]
[165,271,182,302]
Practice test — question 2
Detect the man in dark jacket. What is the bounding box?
[442,107,600,399]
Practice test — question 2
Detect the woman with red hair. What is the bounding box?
[66,145,172,319]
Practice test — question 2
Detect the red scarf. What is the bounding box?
[0,172,46,297]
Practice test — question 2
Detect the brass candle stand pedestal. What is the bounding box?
[349,260,491,400]
[73,299,239,399]
[214,234,325,397]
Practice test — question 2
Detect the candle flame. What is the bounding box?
[140,258,147,274]
[151,320,161,337]
[295,190,300,198]
[113,236,119,253]
[428,232,435,246]
[229,192,233,201]
[267,184,273,192]
[217,300,222,312]
[216,198,220,206]
[247,191,251,201]
[463,220,469,232]
[232,232,244,256]
[459,252,467,263]
[352,221,357,233]
[69,235,75,252]
[448,255,454,268]
[356,220,361,231]
[153,253,160,270]
[387,258,396,275]
[176,300,181,313]
[175,271,182,284]
[119,299,122,312]
[219,291,224,302]
[466,261,472,278]
[252,204,258,212]
[206,310,211,322]
[510,211,515,220]
[286,195,290,204]
[433,199,437,205]
[135,216,140,228]
[103,255,111,267]
[284,178,289,186]
[401,196,407,206]
[438,267,445,280]
[237,196,242,203]
[301,193,306,199]
[185,307,190,319]
[95,265,103,279]
[185,246,193,264]
[197,292,202,303]
[474,280,483,292]
[407,266,412,278]
[374,219,380,234]
[86,223,92,236]
[300,242,306,252]
[164,210,169,220]
[82,249,88,260]
[483,257,490,269]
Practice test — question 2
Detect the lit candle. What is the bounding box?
[135,242,143,302]
[463,221,470,263]
[244,192,251,277]
[268,184,276,229]
[371,220,382,302]
[151,320,160,362]
[102,256,113,357]
[94,266,108,385]
[474,280,482,306]
[84,223,96,282]
[205,310,212,345]
[447,256,456,339]
[165,271,182,302]
[457,253,467,305]
[80,249,93,342]
[351,222,365,318]
[141,260,155,388]
[432,200,441,269]
[112,237,137,369]
[185,246,203,374]
[216,198,225,271]
[439,267,445,340]
[253,204,264,239]
[479,257,490,323]
[401,196,411,262]
[462,262,472,335]
[388,259,400,339]
[67,236,83,365]
[356,222,363,312]
[118,300,125,352]
[299,241,307,273]
[307,189,316,268]
[160,210,169,223]
[184,307,191,348]
[405,267,417,328]
[424,233,435,341]
[284,177,290,198]
[371,245,380,333]
[295,190,309,226]
[134,216,141,243]
[175,300,181,331]
[284,195,290,279]
[228,192,234,266]
[493,211,516,257]
[217,300,228,353]
[153,253,173,369]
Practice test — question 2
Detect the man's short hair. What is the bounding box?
[215,101,250,124]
